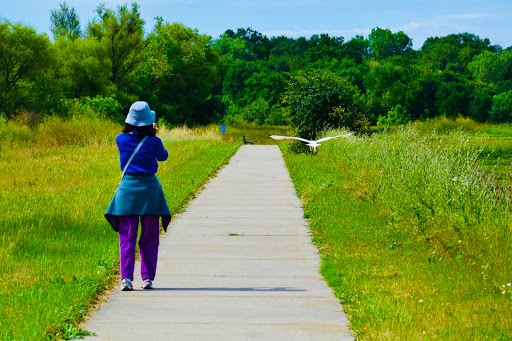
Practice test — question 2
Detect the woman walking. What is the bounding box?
[105,101,171,291]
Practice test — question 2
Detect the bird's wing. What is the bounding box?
[316,133,353,143]
[270,135,311,143]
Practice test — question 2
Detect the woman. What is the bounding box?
[105,101,171,291]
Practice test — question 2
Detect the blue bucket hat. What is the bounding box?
[125,101,156,126]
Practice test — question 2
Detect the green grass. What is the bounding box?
[0,118,240,340]
[281,127,512,340]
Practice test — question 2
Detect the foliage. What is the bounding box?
[377,104,411,125]
[53,37,112,98]
[332,106,372,135]
[50,2,82,41]
[2,3,512,126]
[87,2,145,105]
[368,27,413,60]
[137,20,219,125]
[0,20,54,114]
[490,90,512,123]
[58,96,124,122]
[283,70,360,139]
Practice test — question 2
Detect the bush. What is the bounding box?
[332,106,371,135]
[282,69,360,139]
[377,104,411,126]
[59,96,124,122]
[490,91,512,123]
[0,114,38,144]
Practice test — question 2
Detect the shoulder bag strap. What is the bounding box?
[121,136,149,180]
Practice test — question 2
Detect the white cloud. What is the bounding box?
[396,13,490,47]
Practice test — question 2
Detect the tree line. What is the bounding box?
[1,2,512,135]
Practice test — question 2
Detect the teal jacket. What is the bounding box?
[105,133,171,232]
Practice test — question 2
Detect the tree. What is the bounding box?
[344,35,370,64]
[87,2,144,102]
[138,21,219,125]
[368,27,412,60]
[53,37,112,98]
[305,34,344,62]
[436,77,471,118]
[470,50,512,92]
[231,27,271,60]
[50,2,82,41]
[490,90,512,122]
[363,56,412,119]
[0,21,53,114]
[282,70,360,139]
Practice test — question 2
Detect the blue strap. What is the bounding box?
[121,136,148,180]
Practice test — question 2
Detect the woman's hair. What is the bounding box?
[123,123,157,139]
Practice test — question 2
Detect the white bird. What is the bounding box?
[270,133,353,154]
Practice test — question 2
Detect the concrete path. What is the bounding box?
[83,145,352,340]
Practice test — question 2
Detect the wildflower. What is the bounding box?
[503,291,506,295]
[452,176,458,181]
[458,240,462,243]
[419,299,424,303]
[507,283,511,287]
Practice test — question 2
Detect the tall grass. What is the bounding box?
[0,118,240,340]
[281,127,512,340]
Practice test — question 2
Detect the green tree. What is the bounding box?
[53,37,112,98]
[228,27,271,60]
[50,2,82,41]
[138,21,219,125]
[470,50,512,92]
[87,2,144,103]
[0,21,53,114]
[363,56,412,119]
[377,104,411,125]
[305,34,345,62]
[368,27,412,60]
[282,70,360,139]
[405,72,442,120]
[436,76,471,118]
[344,35,370,64]
[490,90,512,122]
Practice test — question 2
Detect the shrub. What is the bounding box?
[332,106,371,135]
[282,69,360,139]
[59,96,124,122]
[490,90,512,123]
[377,104,411,126]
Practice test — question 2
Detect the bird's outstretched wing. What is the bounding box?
[270,135,311,143]
[316,133,353,143]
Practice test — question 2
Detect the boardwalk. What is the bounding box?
[83,145,352,340]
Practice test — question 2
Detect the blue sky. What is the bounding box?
[2,0,511,49]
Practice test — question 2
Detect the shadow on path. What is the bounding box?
[150,287,307,292]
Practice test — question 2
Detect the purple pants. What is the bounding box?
[118,215,160,281]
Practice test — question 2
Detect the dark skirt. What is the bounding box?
[105,174,171,232]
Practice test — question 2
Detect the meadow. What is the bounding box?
[0,118,251,340]
[2,114,512,340]
[281,123,512,340]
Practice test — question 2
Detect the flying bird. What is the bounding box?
[270,133,353,154]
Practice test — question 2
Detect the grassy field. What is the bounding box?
[281,126,512,340]
[3,114,512,339]
[0,118,243,340]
